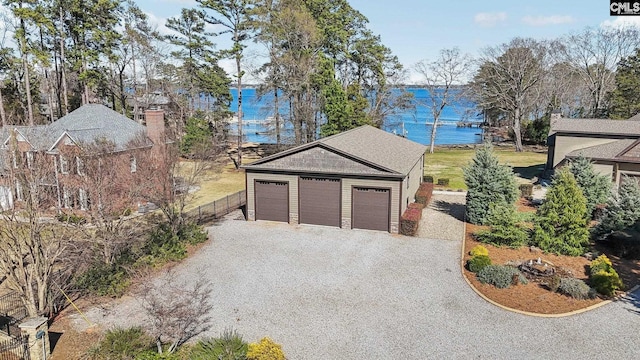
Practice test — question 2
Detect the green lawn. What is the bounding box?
[424,146,548,190]
[182,161,246,212]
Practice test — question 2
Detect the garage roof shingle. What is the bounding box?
[243,125,427,176]
[550,118,640,137]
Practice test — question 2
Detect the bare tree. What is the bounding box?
[560,26,640,118]
[472,38,548,152]
[415,48,473,153]
[0,131,79,316]
[138,269,213,354]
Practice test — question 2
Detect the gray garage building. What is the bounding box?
[242,125,426,233]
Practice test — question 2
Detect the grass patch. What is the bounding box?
[424,146,547,190]
[182,161,246,212]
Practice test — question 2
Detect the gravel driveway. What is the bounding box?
[72,196,640,359]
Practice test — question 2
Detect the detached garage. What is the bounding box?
[242,125,426,233]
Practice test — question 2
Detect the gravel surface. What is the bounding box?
[70,205,640,359]
[418,192,466,240]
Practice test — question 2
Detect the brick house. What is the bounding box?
[0,104,166,212]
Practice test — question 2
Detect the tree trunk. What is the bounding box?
[59,7,69,114]
[513,106,523,152]
[19,22,34,126]
[429,120,437,154]
[0,87,7,127]
[236,53,243,168]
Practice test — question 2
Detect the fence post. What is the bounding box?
[227,195,230,214]
[198,206,201,223]
[19,317,49,360]
[213,200,216,217]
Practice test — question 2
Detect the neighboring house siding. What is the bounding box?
[246,172,299,223]
[341,178,401,233]
[592,163,615,179]
[616,163,640,184]
[552,135,620,168]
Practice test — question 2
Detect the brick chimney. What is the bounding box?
[145,109,165,145]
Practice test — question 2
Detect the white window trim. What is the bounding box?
[59,155,69,174]
[79,188,88,210]
[15,180,23,201]
[130,155,137,173]
[63,187,71,208]
[25,152,34,169]
[76,156,84,176]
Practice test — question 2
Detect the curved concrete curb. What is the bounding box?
[459,220,640,318]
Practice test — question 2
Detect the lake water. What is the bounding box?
[230,88,483,145]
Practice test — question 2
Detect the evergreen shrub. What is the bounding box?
[568,156,611,219]
[476,265,528,289]
[474,203,529,247]
[469,245,489,257]
[464,142,518,225]
[190,328,248,360]
[247,337,285,360]
[557,278,597,300]
[593,176,640,237]
[467,255,491,273]
[589,255,623,296]
[531,168,589,256]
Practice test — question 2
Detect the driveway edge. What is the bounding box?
[459,219,639,317]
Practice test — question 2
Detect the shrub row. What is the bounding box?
[400,207,422,236]
[88,327,286,360]
[415,182,434,206]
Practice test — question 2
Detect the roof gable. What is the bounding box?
[247,145,394,176]
[243,125,426,176]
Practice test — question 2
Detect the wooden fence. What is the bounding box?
[186,190,246,224]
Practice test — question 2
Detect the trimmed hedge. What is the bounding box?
[437,178,450,186]
[400,207,422,236]
[415,182,434,205]
[423,175,434,183]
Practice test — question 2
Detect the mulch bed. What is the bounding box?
[463,223,640,315]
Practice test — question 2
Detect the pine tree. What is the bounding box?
[474,202,529,247]
[568,156,611,219]
[181,113,214,157]
[593,176,640,237]
[532,168,589,256]
[463,142,518,225]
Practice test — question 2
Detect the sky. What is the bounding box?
[136,0,640,83]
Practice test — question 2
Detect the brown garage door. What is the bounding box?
[352,187,390,232]
[299,177,341,227]
[255,180,289,222]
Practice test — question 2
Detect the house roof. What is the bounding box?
[0,104,150,153]
[242,125,426,177]
[549,117,640,137]
[566,139,636,161]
